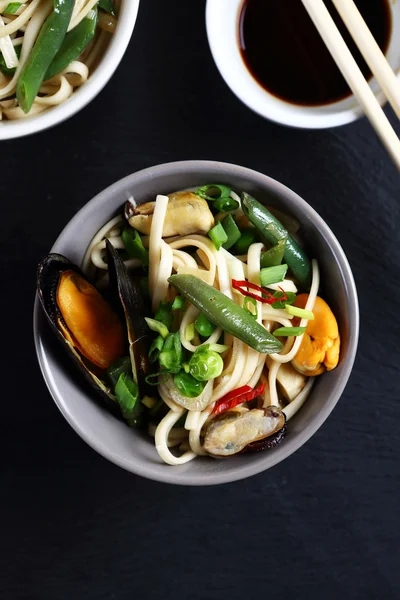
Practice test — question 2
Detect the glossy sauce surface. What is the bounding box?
[239,0,392,106]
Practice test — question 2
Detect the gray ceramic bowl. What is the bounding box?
[34,161,359,485]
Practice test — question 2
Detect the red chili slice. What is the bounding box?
[213,383,266,415]
[232,279,287,305]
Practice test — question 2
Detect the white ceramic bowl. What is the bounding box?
[206,0,400,129]
[0,1,140,140]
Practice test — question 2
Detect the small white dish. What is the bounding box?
[0,0,140,140]
[206,0,400,129]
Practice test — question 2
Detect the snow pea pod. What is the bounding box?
[241,193,312,290]
[45,7,98,80]
[168,275,283,355]
[16,0,75,113]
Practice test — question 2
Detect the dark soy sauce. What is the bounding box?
[239,0,392,106]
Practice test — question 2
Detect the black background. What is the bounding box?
[2,1,399,598]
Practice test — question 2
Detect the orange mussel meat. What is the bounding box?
[56,270,125,370]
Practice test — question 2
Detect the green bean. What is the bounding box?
[168,275,283,354]
[241,193,312,290]
[45,7,98,81]
[16,0,75,113]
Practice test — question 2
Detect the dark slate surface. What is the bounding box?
[1,1,399,598]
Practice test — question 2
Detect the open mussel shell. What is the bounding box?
[37,253,126,404]
[203,406,286,457]
[105,240,151,395]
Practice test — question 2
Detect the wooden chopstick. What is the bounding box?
[301,0,400,171]
[332,0,400,120]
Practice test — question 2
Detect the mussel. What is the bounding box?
[203,406,286,457]
[37,241,150,419]
[125,191,215,237]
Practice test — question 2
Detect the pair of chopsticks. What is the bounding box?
[301,0,400,171]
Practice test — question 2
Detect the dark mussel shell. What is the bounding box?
[37,253,118,403]
[105,240,151,395]
[242,424,287,453]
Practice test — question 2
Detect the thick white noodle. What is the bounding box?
[155,410,197,465]
[0,0,42,38]
[82,216,123,274]
[148,195,169,309]
[247,353,265,388]
[68,0,99,31]
[35,75,73,105]
[169,235,218,286]
[189,405,214,456]
[90,237,125,270]
[152,240,173,311]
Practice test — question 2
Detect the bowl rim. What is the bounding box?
[0,0,140,141]
[33,160,359,485]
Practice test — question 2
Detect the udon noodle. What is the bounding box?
[0,0,117,120]
[80,187,338,466]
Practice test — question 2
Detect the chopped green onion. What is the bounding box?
[172,295,185,310]
[196,184,232,201]
[286,305,315,320]
[145,372,170,386]
[208,343,229,353]
[4,2,21,14]
[260,264,288,287]
[244,296,258,319]
[232,228,258,255]
[272,291,297,309]
[145,317,169,339]
[141,396,157,409]
[185,323,195,341]
[213,197,239,212]
[195,313,216,337]
[149,335,164,364]
[221,214,241,250]
[208,222,228,251]
[122,228,149,266]
[273,326,306,337]
[154,301,173,330]
[106,356,131,389]
[260,238,287,268]
[158,332,183,373]
[115,373,142,426]
[182,362,190,373]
